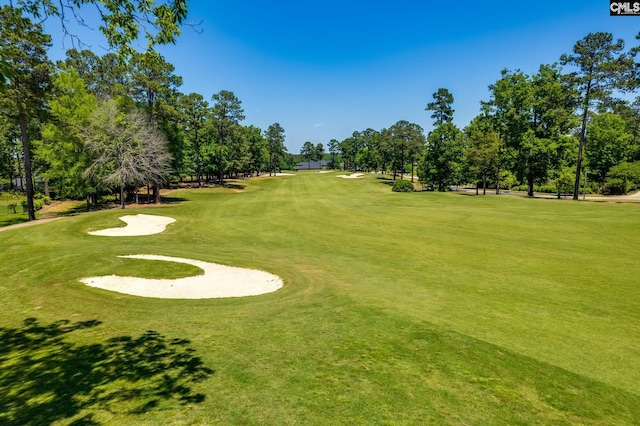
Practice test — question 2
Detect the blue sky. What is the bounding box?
[42,1,640,153]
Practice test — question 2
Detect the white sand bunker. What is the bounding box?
[273,173,295,176]
[81,254,283,299]
[316,171,332,174]
[336,173,364,179]
[88,214,175,237]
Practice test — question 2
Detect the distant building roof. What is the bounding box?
[294,160,330,170]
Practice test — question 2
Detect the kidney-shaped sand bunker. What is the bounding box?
[81,254,283,299]
[88,214,176,237]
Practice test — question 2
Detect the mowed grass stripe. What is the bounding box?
[1,171,639,424]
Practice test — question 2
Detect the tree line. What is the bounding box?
[0,3,291,218]
[329,32,639,199]
[2,1,639,223]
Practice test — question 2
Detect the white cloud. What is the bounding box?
[313,123,323,128]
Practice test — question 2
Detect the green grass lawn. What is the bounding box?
[1,171,639,425]
[0,191,28,227]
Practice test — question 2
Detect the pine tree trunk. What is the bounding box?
[18,107,35,221]
[573,82,592,200]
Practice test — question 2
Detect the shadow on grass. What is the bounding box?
[223,183,246,190]
[0,318,214,425]
[160,196,189,204]
[56,203,96,216]
[0,215,29,227]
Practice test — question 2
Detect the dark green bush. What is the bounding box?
[603,178,627,195]
[536,185,557,193]
[606,162,640,194]
[392,180,415,192]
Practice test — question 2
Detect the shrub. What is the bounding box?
[603,178,627,195]
[7,202,17,213]
[392,180,415,192]
[555,168,574,194]
[535,185,557,194]
[18,199,45,212]
[34,193,51,204]
[606,161,640,194]
[499,171,517,190]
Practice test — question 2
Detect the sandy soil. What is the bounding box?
[80,254,283,299]
[88,214,175,236]
[336,173,364,179]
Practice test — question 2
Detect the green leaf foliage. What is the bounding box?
[37,66,99,199]
[391,179,414,192]
[605,161,640,194]
[586,112,633,184]
[15,0,189,54]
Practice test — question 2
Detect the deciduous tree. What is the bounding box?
[177,92,209,186]
[585,112,632,185]
[244,125,267,176]
[37,66,99,207]
[388,121,425,181]
[84,99,172,209]
[419,123,463,190]
[464,124,501,195]
[14,0,189,55]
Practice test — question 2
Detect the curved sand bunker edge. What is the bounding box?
[336,173,364,179]
[88,214,176,237]
[80,254,284,299]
